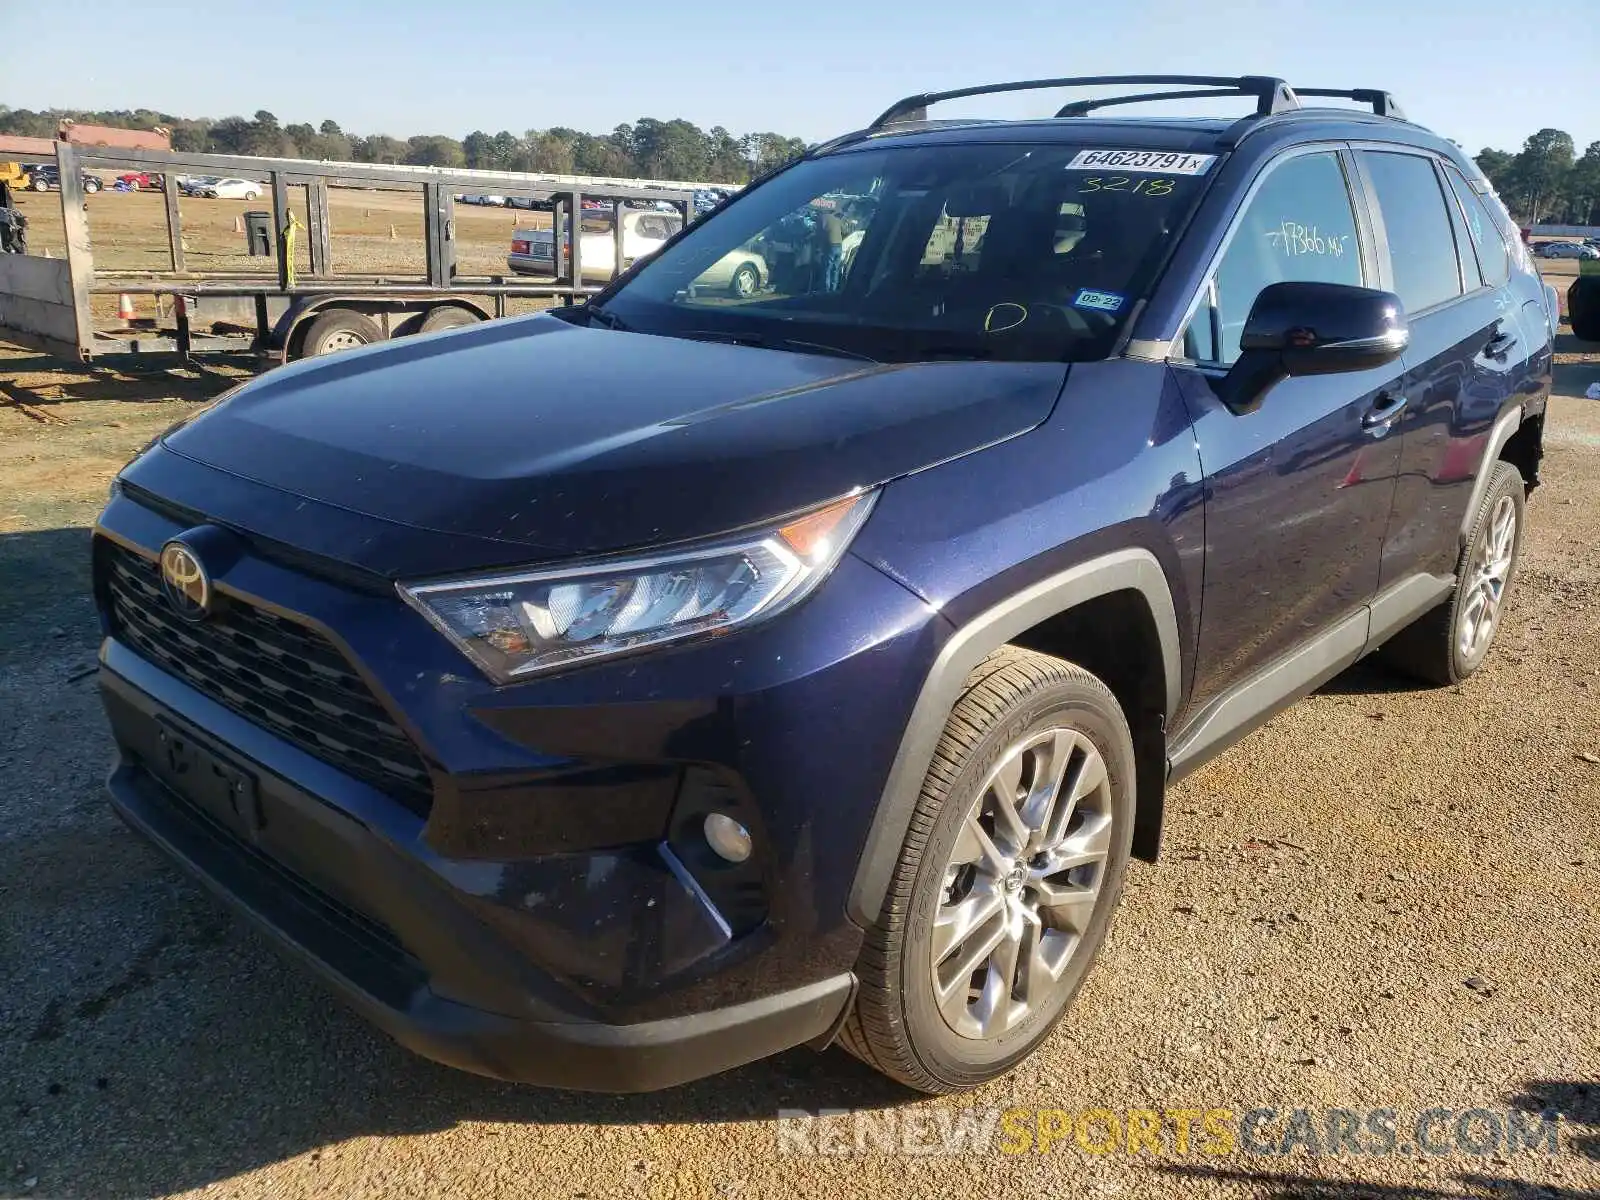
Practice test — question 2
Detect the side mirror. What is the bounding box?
[1219,281,1409,414]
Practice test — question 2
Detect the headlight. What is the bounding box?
[398,491,876,682]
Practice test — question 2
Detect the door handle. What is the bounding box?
[1361,391,1408,431]
[1484,325,1517,359]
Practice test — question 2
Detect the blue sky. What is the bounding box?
[2,0,1594,155]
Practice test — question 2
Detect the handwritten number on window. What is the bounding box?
[1077,177,1174,197]
[1265,221,1350,258]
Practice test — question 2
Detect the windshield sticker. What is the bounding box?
[1066,149,1215,175]
[1072,288,1126,313]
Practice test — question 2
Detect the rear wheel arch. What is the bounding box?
[846,549,1181,929]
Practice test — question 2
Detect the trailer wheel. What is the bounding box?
[303,309,383,357]
[419,306,481,334]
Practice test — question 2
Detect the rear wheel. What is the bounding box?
[418,306,481,334]
[840,646,1135,1093]
[1379,461,1525,685]
[302,309,383,357]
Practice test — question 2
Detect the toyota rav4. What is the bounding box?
[94,75,1555,1094]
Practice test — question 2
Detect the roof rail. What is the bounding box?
[869,75,1301,129]
[1292,88,1407,120]
[1054,87,1260,118]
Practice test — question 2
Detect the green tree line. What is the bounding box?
[0,106,809,184]
[1476,129,1600,225]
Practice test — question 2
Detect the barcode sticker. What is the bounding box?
[1065,149,1216,175]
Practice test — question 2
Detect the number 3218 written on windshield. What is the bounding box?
[1065,149,1216,174]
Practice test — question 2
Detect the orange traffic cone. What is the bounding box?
[234,214,244,234]
[117,294,136,325]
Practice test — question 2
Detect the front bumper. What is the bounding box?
[101,656,852,1090]
[506,252,552,276]
[92,469,947,1088]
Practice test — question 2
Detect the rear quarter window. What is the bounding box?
[1443,165,1511,287]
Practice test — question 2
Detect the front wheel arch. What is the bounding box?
[846,549,1181,928]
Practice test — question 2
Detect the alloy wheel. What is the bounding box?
[930,727,1114,1040]
[1458,493,1517,662]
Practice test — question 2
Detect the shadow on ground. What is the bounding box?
[1154,1164,1600,1199]
[0,354,249,409]
[1145,1078,1600,1198]
[0,527,99,667]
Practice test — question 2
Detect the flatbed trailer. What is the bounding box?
[0,142,715,364]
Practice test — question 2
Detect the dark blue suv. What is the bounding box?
[94,76,1555,1094]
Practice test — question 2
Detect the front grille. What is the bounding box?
[100,539,434,815]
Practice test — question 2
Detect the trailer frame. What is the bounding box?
[0,142,717,364]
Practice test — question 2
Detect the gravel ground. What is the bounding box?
[0,330,1597,1199]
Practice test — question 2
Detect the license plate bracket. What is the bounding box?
[154,718,264,839]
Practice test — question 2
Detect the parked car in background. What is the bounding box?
[693,187,733,215]
[507,208,766,294]
[458,194,507,206]
[176,175,221,196]
[199,178,264,200]
[116,172,164,191]
[25,165,102,193]
[1539,241,1600,259]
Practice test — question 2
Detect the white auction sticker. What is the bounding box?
[1065,149,1216,175]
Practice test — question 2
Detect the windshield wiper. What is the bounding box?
[677,329,879,363]
[586,304,628,331]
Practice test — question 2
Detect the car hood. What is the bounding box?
[164,315,1066,564]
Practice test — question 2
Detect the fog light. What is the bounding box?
[703,812,752,863]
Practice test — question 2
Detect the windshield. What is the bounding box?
[597,142,1211,362]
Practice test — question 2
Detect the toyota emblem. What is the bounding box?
[159,540,211,621]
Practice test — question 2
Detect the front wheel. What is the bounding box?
[840,647,1135,1093]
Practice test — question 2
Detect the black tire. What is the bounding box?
[418,306,480,334]
[84,179,101,194]
[1378,461,1526,686]
[839,646,1136,1093]
[1568,276,1600,342]
[728,262,760,298]
[302,309,383,357]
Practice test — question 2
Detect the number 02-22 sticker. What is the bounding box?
[1065,149,1216,175]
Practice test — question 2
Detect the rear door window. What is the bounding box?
[1193,150,1365,364]
[1443,165,1511,287]
[1359,151,1465,313]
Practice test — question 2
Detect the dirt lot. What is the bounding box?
[0,304,1598,1197]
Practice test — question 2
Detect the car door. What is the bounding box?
[1168,146,1405,721]
[1353,149,1522,606]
